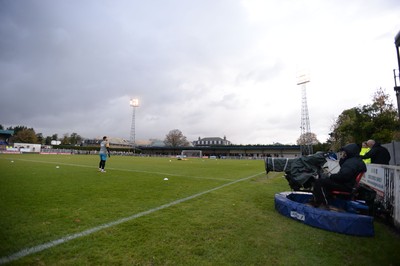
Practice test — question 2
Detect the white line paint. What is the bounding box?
[1,157,232,181]
[0,171,264,264]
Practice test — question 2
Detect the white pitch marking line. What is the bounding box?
[0,172,265,264]
[1,157,232,181]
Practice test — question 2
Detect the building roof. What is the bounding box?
[0,130,14,135]
[198,137,225,141]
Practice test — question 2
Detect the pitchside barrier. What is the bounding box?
[362,164,400,229]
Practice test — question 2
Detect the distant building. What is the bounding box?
[13,143,42,153]
[193,136,231,146]
[82,137,132,148]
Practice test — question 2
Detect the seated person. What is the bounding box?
[312,143,366,208]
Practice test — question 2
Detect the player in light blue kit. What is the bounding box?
[99,136,110,172]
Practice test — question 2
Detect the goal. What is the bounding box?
[181,150,202,158]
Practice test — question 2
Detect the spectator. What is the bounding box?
[361,139,391,165]
[360,141,371,164]
[312,143,366,208]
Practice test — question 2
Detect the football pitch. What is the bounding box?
[1,154,399,265]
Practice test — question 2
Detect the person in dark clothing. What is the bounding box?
[313,143,367,208]
[361,139,391,165]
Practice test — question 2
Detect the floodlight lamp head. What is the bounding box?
[130,98,139,107]
[296,70,310,85]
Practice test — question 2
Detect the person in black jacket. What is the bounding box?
[312,143,366,208]
[361,139,391,165]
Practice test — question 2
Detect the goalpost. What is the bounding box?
[181,150,203,158]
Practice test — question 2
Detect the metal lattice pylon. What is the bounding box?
[130,106,136,145]
[129,98,139,153]
[300,83,313,155]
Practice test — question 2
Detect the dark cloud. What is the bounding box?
[1,0,399,144]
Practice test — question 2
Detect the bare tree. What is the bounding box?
[164,129,190,147]
[296,132,320,146]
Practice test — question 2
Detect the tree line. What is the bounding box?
[0,125,83,146]
[166,89,400,149]
[2,88,399,150]
[297,88,399,151]
[0,124,186,147]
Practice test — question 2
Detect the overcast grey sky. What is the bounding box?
[1,0,400,144]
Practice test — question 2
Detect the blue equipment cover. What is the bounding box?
[274,192,374,237]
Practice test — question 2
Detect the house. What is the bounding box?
[193,136,231,146]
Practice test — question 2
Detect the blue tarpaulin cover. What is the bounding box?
[274,192,374,236]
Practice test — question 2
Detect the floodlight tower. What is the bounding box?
[129,98,139,154]
[297,71,313,156]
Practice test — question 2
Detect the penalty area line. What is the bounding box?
[0,171,265,265]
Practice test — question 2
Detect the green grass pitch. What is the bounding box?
[0,154,399,265]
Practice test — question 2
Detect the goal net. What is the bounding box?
[181,150,202,158]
